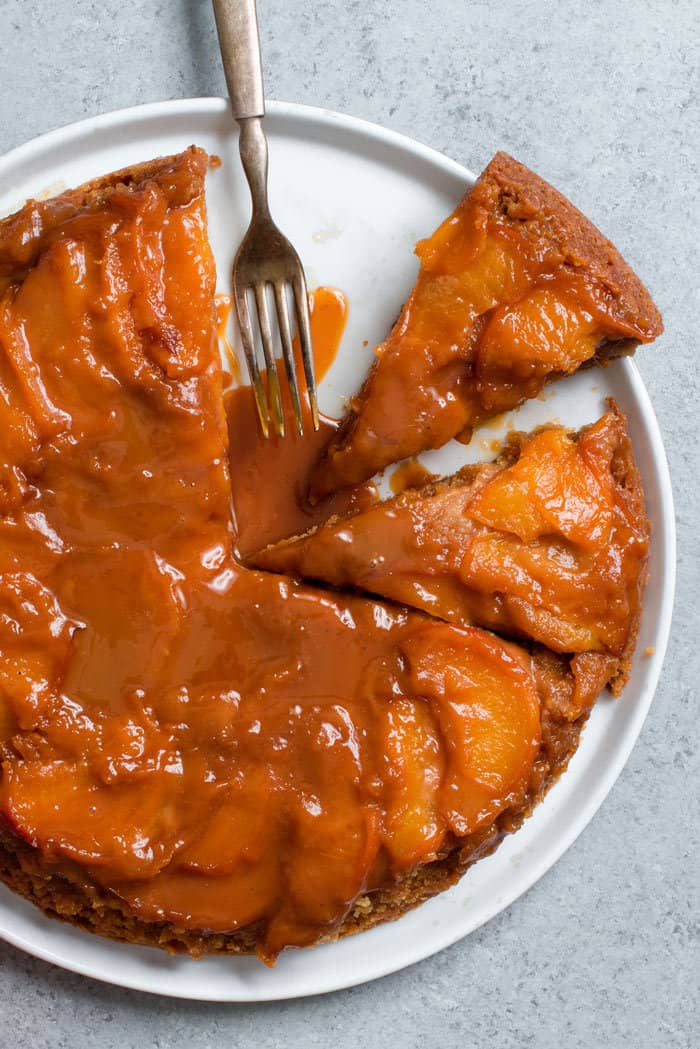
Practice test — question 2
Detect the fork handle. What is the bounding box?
[212,0,265,120]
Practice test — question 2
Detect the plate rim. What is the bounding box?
[0,96,473,184]
[0,96,676,1001]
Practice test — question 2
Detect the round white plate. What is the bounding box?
[0,98,675,1001]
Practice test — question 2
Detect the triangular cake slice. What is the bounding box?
[257,402,649,699]
[310,153,662,499]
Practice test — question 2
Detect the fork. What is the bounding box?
[212,0,318,438]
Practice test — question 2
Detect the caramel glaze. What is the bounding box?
[310,152,663,500]
[389,459,436,496]
[215,294,240,388]
[0,150,544,963]
[226,287,378,558]
[303,286,349,384]
[255,403,649,703]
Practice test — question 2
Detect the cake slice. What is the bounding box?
[256,402,650,699]
[310,152,663,499]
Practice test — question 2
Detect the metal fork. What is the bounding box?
[212,0,318,438]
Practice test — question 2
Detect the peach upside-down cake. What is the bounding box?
[0,147,659,964]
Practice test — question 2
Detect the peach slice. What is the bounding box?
[379,697,446,870]
[466,428,614,548]
[274,704,381,937]
[174,767,277,876]
[403,625,541,837]
[1,755,183,879]
[476,282,602,390]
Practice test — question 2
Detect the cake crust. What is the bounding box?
[483,152,662,337]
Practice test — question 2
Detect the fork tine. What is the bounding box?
[253,282,285,438]
[273,282,304,436]
[292,272,319,432]
[234,285,270,439]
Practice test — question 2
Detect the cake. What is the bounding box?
[310,152,663,500]
[0,149,658,966]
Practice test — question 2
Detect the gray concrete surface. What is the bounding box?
[0,1,698,1046]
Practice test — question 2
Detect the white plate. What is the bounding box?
[0,98,675,1001]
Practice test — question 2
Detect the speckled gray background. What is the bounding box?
[0,1,698,1046]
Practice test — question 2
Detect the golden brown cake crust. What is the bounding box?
[482,152,663,340]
